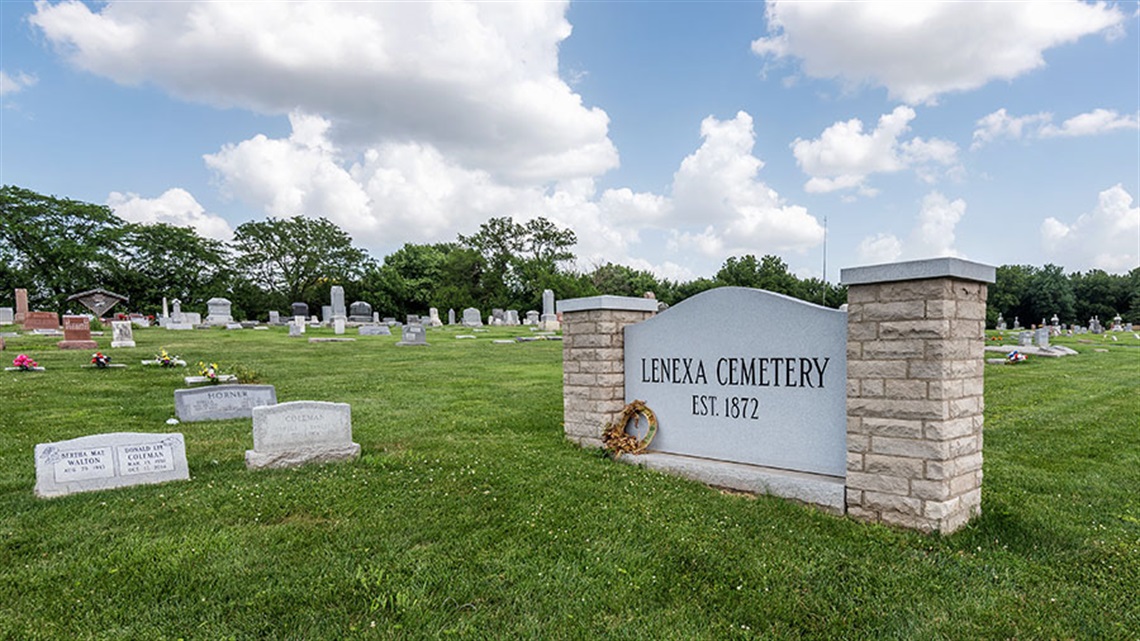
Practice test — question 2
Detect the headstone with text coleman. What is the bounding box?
[34,432,189,498]
[174,384,278,422]
[246,401,360,470]
[623,287,847,509]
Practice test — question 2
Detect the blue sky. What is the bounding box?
[2,1,1137,284]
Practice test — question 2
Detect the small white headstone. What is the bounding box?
[110,320,136,348]
[246,401,360,470]
[334,318,345,335]
[35,432,189,498]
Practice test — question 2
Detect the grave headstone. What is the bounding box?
[110,320,136,348]
[505,310,519,325]
[448,308,456,325]
[540,289,560,331]
[396,324,428,346]
[1012,317,1020,329]
[205,297,233,325]
[58,315,98,349]
[322,306,333,324]
[1018,331,1032,346]
[525,310,539,325]
[246,401,360,470]
[174,384,278,422]
[34,432,189,499]
[996,314,1005,331]
[291,302,309,318]
[23,311,60,331]
[167,299,193,330]
[383,317,397,326]
[268,311,281,325]
[372,312,380,323]
[330,286,346,321]
[289,322,303,337]
[462,308,482,327]
[15,288,29,324]
[334,318,345,335]
[492,309,505,325]
[1034,327,1050,348]
[358,325,391,336]
[348,301,372,323]
[0,307,13,325]
[428,308,443,327]
[407,314,421,325]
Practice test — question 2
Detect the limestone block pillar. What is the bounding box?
[557,296,658,448]
[841,258,995,533]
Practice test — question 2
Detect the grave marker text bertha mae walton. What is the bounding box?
[35,432,189,498]
[624,287,847,479]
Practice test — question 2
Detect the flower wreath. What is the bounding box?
[602,399,658,458]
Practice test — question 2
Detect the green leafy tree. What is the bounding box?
[360,243,455,318]
[988,265,1035,328]
[230,216,373,306]
[714,255,799,296]
[1026,263,1076,325]
[0,185,127,310]
[109,222,233,315]
[458,216,578,310]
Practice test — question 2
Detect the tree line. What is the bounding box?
[2,185,1136,325]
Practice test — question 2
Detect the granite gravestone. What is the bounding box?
[246,401,360,470]
[448,309,456,325]
[58,315,98,349]
[167,299,193,330]
[330,286,347,321]
[322,306,334,324]
[462,308,482,327]
[15,288,28,324]
[292,302,309,318]
[205,298,233,325]
[396,324,428,346]
[268,311,281,325]
[358,325,391,336]
[348,301,372,323]
[0,308,13,325]
[525,310,539,325]
[540,289,560,330]
[110,320,136,348]
[428,308,443,327]
[505,310,519,326]
[334,318,346,335]
[34,432,189,498]
[624,287,847,479]
[174,384,278,422]
[23,311,60,331]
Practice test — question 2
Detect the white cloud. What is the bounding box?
[0,70,37,96]
[855,191,965,264]
[1041,185,1140,273]
[30,0,617,184]
[752,1,1125,105]
[107,188,233,241]
[1039,109,1140,138]
[973,108,1139,148]
[792,106,959,194]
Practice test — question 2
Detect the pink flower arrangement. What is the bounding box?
[13,354,39,371]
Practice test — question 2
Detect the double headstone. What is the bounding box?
[35,432,189,499]
[174,384,278,422]
[23,311,60,331]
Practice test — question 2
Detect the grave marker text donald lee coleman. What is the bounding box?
[623,287,847,510]
[35,432,189,498]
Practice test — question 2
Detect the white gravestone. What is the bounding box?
[246,401,360,470]
[624,287,847,479]
[0,307,13,325]
[396,324,428,346]
[110,320,136,348]
[334,318,346,335]
[428,307,443,327]
[330,286,346,321]
[35,432,189,498]
[205,297,233,326]
[462,308,483,327]
[174,384,278,422]
[540,289,560,331]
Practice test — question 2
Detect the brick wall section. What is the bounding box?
[561,306,656,448]
[845,277,988,533]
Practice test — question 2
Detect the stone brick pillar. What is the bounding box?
[557,296,658,448]
[841,258,995,533]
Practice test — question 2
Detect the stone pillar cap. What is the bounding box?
[840,257,995,286]
[557,296,659,313]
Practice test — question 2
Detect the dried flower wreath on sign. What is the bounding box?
[603,399,658,458]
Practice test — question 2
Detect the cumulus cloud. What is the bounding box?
[972,108,1139,148]
[204,109,820,278]
[0,70,37,96]
[752,1,1125,104]
[30,0,617,184]
[107,188,234,241]
[1041,185,1139,273]
[855,192,965,264]
[792,106,959,194]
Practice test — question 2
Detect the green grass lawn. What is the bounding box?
[1,325,1137,639]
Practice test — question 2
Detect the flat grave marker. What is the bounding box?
[34,432,189,498]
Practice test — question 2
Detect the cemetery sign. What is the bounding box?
[624,287,847,478]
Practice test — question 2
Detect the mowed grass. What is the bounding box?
[0,324,1137,639]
